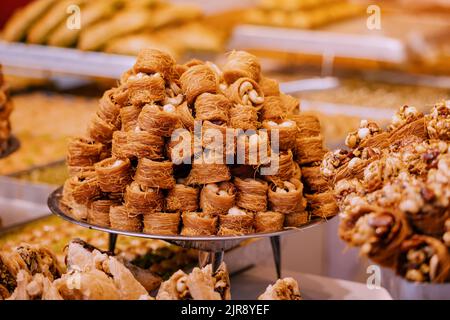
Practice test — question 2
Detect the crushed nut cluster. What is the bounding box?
[322,102,450,283]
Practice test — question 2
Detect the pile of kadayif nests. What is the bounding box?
[321,102,450,283]
[62,49,337,237]
[0,65,13,154]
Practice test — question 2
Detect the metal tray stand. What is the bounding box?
[48,186,329,276]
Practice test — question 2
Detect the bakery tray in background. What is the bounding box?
[0,92,96,175]
[9,160,68,186]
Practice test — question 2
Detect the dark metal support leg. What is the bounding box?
[108,233,118,254]
[198,250,224,272]
[270,236,281,279]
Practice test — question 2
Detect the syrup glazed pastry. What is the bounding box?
[200,182,236,215]
[143,212,180,235]
[124,182,164,215]
[88,199,121,228]
[397,235,450,283]
[61,49,332,235]
[3,239,169,300]
[181,212,218,236]
[0,244,63,299]
[322,101,450,282]
[255,211,284,233]
[234,177,269,212]
[339,205,411,268]
[109,205,142,232]
[218,206,255,235]
[262,119,297,150]
[166,180,199,212]
[258,277,302,300]
[268,178,304,214]
[157,263,231,300]
[66,137,104,168]
[112,129,165,160]
[260,95,286,121]
[95,157,132,193]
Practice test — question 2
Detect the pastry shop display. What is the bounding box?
[59,49,335,236]
[322,101,450,283]
[1,239,156,300]
[245,0,363,29]
[0,65,14,156]
[2,0,227,58]
[0,215,198,280]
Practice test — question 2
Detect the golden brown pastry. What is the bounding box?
[260,95,286,121]
[301,165,329,193]
[151,3,202,29]
[339,205,411,268]
[95,157,132,193]
[255,211,284,233]
[284,211,309,228]
[156,263,230,300]
[258,277,302,300]
[397,235,450,283]
[78,9,153,51]
[181,212,217,236]
[105,33,180,58]
[143,212,180,235]
[218,206,255,235]
[229,104,259,130]
[226,77,264,109]
[48,0,122,47]
[66,136,104,169]
[134,158,175,189]
[87,113,116,143]
[88,199,121,227]
[166,182,199,212]
[115,73,166,107]
[179,64,217,105]
[120,105,141,132]
[27,0,87,44]
[268,178,305,214]
[234,177,268,212]
[305,191,338,218]
[2,0,57,42]
[200,182,235,215]
[138,104,180,137]
[194,93,230,123]
[223,51,261,85]
[289,114,321,137]
[0,251,27,299]
[109,205,142,232]
[185,157,231,185]
[262,119,297,151]
[124,181,164,215]
[157,22,224,55]
[132,48,175,80]
[112,129,164,160]
[295,135,326,165]
[67,171,101,206]
[259,76,280,97]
